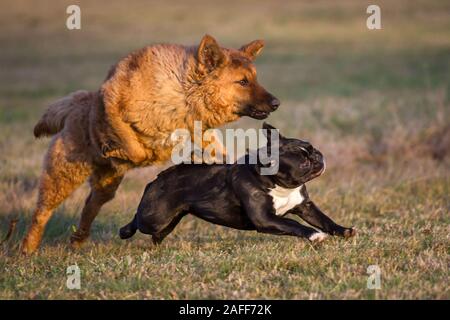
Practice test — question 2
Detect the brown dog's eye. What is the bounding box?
[237,78,249,87]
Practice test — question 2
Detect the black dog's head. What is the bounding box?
[258,123,325,188]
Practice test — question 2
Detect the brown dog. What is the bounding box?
[22,35,280,254]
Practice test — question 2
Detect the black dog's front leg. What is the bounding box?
[244,200,326,242]
[253,214,320,239]
[289,201,356,238]
[238,175,328,242]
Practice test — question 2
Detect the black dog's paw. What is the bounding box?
[308,232,328,243]
[343,227,357,239]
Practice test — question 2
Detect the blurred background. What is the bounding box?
[0,0,448,299]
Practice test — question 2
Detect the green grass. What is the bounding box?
[0,0,449,299]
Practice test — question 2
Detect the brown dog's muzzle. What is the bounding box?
[244,90,280,119]
[269,97,280,111]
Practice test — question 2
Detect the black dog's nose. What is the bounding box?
[270,98,280,110]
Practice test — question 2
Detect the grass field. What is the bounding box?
[0,0,449,299]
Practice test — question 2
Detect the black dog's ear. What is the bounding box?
[262,122,272,147]
[262,122,283,142]
[262,122,282,150]
[262,122,276,132]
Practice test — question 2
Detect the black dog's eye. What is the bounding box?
[237,78,249,87]
[297,147,309,157]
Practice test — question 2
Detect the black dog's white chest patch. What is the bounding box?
[268,185,305,216]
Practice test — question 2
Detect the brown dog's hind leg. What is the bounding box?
[70,168,124,248]
[22,136,92,255]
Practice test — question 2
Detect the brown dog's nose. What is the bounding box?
[270,98,280,110]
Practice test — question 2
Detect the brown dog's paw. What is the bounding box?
[70,229,90,249]
[101,143,114,158]
[21,231,43,255]
[343,227,357,239]
[21,239,38,255]
[101,141,125,159]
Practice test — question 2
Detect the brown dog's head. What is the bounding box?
[196,35,279,121]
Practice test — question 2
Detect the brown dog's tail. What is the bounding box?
[34,90,91,138]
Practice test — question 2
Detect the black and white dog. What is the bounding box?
[120,123,356,244]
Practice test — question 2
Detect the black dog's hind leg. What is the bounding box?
[289,201,356,238]
[152,211,187,245]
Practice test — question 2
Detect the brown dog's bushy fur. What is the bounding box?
[22,35,277,254]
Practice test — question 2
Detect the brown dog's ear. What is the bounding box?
[240,40,264,61]
[198,34,228,73]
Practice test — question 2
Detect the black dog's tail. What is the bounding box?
[119,214,138,239]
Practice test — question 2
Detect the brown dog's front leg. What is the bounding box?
[289,201,356,238]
